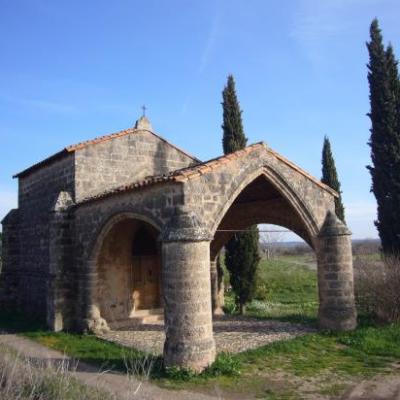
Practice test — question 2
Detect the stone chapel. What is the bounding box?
[0,116,357,371]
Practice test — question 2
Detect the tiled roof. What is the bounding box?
[13,128,201,178]
[76,142,338,206]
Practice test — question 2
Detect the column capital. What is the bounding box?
[318,210,351,238]
[161,207,213,242]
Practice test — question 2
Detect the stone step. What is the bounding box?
[132,313,164,324]
[109,309,164,329]
[131,308,163,317]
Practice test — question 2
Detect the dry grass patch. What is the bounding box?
[0,343,113,400]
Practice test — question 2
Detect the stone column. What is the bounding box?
[317,211,357,331]
[161,209,216,372]
[210,259,224,315]
[47,192,74,331]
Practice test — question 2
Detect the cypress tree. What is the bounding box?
[321,136,346,223]
[224,226,260,314]
[221,75,260,314]
[367,19,400,254]
[222,75,248,153]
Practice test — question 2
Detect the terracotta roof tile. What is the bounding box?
[13,127,200,178]
[76,142,338,206]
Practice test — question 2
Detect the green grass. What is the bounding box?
[236,321,400,377]
[256,257,317,304]
[158,320,400,397]
[0,311,240,381]
[224,255,319,324]
[2,253,399,399]
[24,330,165,376]
[5,317,398,398]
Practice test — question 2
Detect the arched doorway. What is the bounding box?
[96,217,161,326]
[210,173,317,314]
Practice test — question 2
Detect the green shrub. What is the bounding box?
[222,293,237,314]
[204,352,241,377]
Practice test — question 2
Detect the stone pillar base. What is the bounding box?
[317,211,357,331]
[164,338,216,371]
[162,230,216,372]
[84,305,110,334]
[318,306,357,331]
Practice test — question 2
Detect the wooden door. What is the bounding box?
[131,255,160,310]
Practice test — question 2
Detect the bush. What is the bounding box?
[222,292,237,314]
[354,255,400,323]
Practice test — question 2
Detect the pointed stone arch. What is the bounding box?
[210,166,319,243]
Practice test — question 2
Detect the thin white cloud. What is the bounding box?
[180,3,222,116]
[179,94,191,117]
[198,4,221,74]
[21,98,78,114]
[289,0,381,66]
[0,94,78,115]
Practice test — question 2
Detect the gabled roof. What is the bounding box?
[76,142,338,206]
[13,127,201,178]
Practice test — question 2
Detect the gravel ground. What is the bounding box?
[99,315,316,355]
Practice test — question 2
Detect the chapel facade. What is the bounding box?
[0,116,357,371]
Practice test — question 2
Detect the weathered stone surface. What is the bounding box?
[1,123,357,371]
[162,240,216,371]
[317,211,357,331]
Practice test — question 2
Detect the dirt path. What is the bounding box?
[0,333,218,400]
[341,371,400,400]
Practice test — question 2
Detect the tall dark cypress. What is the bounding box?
[321,136,346,223]
[222,75,247,153]
[221,75,260,314]
[367,19,400,254]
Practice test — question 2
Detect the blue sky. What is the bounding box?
[1,0,400,239]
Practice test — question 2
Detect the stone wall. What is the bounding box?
[4,128,197,322]
[14,154,75,317]
[181,144,335,238]
[0,209,20,308]
[72,182,183,329]
[74,130,198,202]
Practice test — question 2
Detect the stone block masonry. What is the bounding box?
[1,117,357,372]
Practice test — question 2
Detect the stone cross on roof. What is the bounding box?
[135,106,153,131]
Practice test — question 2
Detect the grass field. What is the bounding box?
[1,253,400,399]
[247,255,318,323]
